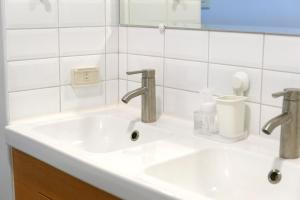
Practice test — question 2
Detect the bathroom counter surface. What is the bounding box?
[5,105,300,200]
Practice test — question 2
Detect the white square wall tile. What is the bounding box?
[60,27,105,56]
[260,105,282,140]
[119,80,128,104]
[106,80,119,105]
[127,81,164,116]
[60,55,105,85]
[61,84,105,111]
[164,88,199,120]
[106,27,119,53]
[106,0,119,26]
[165,59,208,92]
[59,0,105,27]
[128,27,164,56]
[262,70,300,107]
[209,32,263,68]
[264,35,300,73]
[245,102,261,135]
[106,54,119,80]
[7,29,59,60]
[119,27,127,53]
[9,87,60,120]
[209,64,262,103]
[8,58,59,92]
[127,54,164,85]
[165,29,209,61]
[6,0,58,28]
[119,53,128,79]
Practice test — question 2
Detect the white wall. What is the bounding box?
[119,27,300,139]
[1,1,120,199]
[5,0,120,121]
[0,0,14,199]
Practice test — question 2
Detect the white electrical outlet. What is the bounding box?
[201,0,210,9]
[71,67,100,87]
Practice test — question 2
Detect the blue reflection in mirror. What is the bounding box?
[202,0,300,35]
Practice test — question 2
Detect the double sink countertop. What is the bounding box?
[5,105,300,200]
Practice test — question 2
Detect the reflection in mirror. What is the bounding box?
[202,0,300,35]
[120,0,300,35]
[120,0,202,28]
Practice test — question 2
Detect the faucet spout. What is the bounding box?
[122,87,147,104]
[121,69,157,123]
[262,113,292,135]
[263,89,300,159]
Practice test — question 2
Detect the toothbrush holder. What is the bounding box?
[216,95,248,139]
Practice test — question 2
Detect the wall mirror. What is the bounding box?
[120,0,300,35]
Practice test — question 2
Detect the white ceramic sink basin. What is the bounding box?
[146,148,300,200]
[32,115,171,153]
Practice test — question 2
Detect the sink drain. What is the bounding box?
[268,169,282,184]
[131,130,140,141]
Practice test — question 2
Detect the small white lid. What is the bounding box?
[199,102,217,113]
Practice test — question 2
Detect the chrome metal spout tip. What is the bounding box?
[262,129,271,135]
[262,113,291,136]
[121,98,129,104]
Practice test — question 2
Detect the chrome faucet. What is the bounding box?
[122,69,157,123]
[262,88,300,159]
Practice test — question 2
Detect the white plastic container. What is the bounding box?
[194,89,218,135]
[216,95,247,139]
[194,102,218,135]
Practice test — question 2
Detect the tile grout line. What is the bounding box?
[122,51,300,75]
[8,85,63,93]
[207,31,211,88]
[117,27,120,103]
[125,26,129,97]
[162,27,166,113]
[259,34,266,136]
[8,77,282,110]
[7,52,116,63]
[121,51,256,69]
[117,7,121,104]
[104,0,107,105]
[114,0,121,104]
[2,1,12,122]
[57,0,62,112]
[124,79,269,104]
[6,25,117,30]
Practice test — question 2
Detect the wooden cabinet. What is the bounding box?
[12,149,120,200]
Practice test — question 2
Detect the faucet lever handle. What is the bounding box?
[127,70,145,75]
[126,69,155,78]
[272,89,300,100]
[272,91,287,98]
